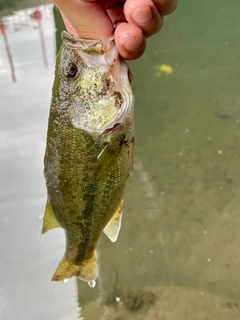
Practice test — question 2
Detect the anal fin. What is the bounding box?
[104,200,123,243]
[42,198,61,234]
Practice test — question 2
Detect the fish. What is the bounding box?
[42,31,134,283]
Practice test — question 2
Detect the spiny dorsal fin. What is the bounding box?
[104,200,123,242]
[42,199,61,234]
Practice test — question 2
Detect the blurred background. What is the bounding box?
[0,0,239,319]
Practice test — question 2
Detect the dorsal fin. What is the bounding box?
[42,199,61,234]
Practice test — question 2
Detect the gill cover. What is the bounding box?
[61,31,134,135]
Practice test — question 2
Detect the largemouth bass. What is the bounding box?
[42,32,134,283]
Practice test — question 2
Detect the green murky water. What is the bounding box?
[0,1,239,319]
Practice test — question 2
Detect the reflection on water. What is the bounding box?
[0,20,16,82]
[0,0,239,319]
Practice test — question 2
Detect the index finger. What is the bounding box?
[52,0,113,39]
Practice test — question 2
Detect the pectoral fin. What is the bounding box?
[104,200,123,243]
[42,199,61,234]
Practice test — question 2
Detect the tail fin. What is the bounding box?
[51,251,98,282]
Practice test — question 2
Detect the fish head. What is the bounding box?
[54,31,134,139]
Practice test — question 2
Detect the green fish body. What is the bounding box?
[43,32,134,283]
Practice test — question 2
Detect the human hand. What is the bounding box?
[52,0,178,60]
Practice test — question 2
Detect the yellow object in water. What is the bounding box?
[155,64,173,75]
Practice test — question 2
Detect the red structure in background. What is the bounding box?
[30,9,42,21]
[0,20,7,34]
[0,19,16,82]
[30,9,48,70]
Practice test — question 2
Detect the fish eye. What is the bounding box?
[66,63,78,78]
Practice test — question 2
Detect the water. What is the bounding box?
[87,280,96,289]
[0,1,239,319]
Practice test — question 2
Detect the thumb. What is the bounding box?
[53,0,113,40]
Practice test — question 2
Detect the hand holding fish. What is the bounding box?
[52,0,178,59]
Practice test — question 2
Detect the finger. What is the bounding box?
[106,1,127,27]
[153,0,178,15]
[52,0,113,39]
[124,0,163,37]
[115,22,146,60]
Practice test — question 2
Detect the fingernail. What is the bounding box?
[131,6,153,27]
[123,34,143,53]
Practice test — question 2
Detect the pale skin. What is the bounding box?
[52,0,178,60]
